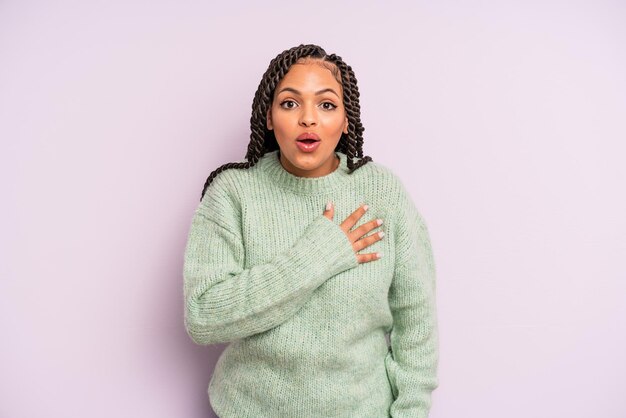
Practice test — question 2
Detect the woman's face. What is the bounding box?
[266,60,348,178]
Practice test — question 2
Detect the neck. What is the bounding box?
[258,150,351,195]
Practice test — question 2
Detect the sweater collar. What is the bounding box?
[258,149,352,195]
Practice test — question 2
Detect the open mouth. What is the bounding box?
[296,138,321,152]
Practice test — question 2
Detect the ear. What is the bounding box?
[343,116,349,134]
[266,108,273,130]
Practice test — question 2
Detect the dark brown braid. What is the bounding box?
[199,44,373,201]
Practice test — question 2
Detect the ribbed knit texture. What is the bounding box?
[183,150,439,418]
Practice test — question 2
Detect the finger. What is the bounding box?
[323,201,334,220]
[350,218,383,241]
[352,230,385,252]
[340,203,368,231]
[356,252,383,264]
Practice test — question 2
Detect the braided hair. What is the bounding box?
[199,43,373,201]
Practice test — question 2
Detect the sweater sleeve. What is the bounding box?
[385,186,439,417]
[183,197,359,346]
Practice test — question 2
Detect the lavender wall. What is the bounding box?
[1,1,624,417]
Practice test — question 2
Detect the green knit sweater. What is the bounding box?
[183,150,439,417]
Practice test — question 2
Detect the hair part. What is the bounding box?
[199,44,373,201]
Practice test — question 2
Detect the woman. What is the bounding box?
[183,44,439,417]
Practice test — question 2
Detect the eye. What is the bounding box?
[279,100,297,109]
[321,102,338,111]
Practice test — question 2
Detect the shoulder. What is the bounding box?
[364,158,431,231]
[370,163,434,264]
[358,158,413,204]
[198,162,251,226]
[201,166,238,204]
[353,158,428,234]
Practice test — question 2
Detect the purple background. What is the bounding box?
[1,1,625,417]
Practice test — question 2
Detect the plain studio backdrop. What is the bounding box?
[1,1,624,417]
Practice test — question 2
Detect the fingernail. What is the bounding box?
[326,202,332,211]
[377,219,383,226]
[376,252,383,258]
[378,231,385,238]
[363,204,369,211]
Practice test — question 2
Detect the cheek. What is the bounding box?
[271,111,295,132]
[321,112,346,130]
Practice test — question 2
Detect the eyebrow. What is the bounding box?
[276,87,340,99]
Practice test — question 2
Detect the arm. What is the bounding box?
[386,190,439,417]
[183,201,359,346]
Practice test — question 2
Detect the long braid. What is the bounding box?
[324,53,371,168]
[200,44,373,201]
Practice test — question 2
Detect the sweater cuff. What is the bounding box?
[315,215,360,274]
[273,214,359,287]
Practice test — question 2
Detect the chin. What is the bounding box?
[280,147,332,173]
[291,155,321,168]
[295,151,330,163]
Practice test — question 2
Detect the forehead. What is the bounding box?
[275,62,342,93]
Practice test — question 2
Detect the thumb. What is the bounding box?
[323,201,334,220]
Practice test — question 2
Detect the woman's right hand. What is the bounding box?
[323,202,384,264]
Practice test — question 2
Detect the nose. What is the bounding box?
[298,103,317,127]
